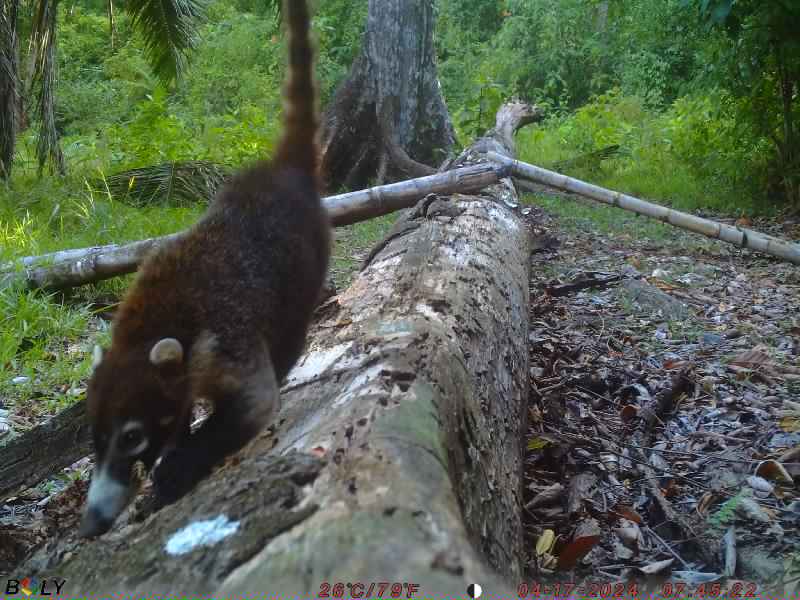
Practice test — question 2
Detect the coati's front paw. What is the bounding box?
[152,446,213,506]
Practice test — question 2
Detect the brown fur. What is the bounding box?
[84,0,329,527]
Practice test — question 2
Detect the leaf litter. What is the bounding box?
[522,201,800,597]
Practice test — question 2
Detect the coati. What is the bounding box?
[80,0,330,537]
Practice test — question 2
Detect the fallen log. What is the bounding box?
[14,102,536,597]
[0,402,91,502]
[489,152,800,265]
[1,163,503,291]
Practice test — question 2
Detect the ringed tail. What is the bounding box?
[274,0,318,175]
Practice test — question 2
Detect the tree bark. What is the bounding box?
[32,0,65,176]
[14,102,536,597]
[0,402,91,501]
[320,0,455,190]
[1,164,503,291]
[0,0,19,179]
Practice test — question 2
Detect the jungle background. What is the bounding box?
[1,0,799,527]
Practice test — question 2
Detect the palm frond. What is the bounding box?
[269,0,280,22]
[100,160,230,206]
[0,0,19,179]
[124,0,208,84]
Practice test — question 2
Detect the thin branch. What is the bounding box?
[489,152,800,265]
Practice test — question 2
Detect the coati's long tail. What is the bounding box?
[274,0,318,174]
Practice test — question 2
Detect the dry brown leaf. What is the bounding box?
[620,404,638,422]
[729,345,772,368]
[556,535,600,570]
[527,483,564,510]
[661,479,679,498]
[610,504,644,524]
[755,460,794,486]
[663,359,688,370]
[778,446,800,463]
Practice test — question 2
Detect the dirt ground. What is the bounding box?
[521,196,800,597]
[2,195,799,596]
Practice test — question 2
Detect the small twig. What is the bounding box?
[645,525,691,569]
[555,430,711,493]
[537,381,567,395]
[619,442,756,464]
[684,431,751,443]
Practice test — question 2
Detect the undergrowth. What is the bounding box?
[0,0,780,423]
[516,90,770,215]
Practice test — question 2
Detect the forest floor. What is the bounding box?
[2,191,799,594]
[521,192,800,597]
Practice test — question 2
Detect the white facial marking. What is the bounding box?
[121,420,149,456]
[86,466,130,521]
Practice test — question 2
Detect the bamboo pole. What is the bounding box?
[1,163,502,290]
[325,162,499,226]
[487,152,800,265]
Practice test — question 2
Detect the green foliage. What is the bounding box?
[453,77,506,141]
[517,89,764,212]
[0,282,94,415]
[438,0,709,117]
[2,0,798,421]
[708,492,743,530]
[313,0,367,104]
[682,0,800,204]
[0,0,368,419]
[124,0,208,85]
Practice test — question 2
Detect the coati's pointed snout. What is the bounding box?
[80,464,136,537]
[79,505,114,538]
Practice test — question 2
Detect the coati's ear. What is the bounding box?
[92,345,104,370]
[149,338,184,368]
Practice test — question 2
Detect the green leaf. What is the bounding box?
[125,0,209,84]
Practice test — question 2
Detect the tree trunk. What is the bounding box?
[0,0,19,179]
[14,102,536,596]
[32,0,65,176]
[775,43,798,205]
[320,0,455,191]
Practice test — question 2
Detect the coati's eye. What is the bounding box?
[119,422,148,456]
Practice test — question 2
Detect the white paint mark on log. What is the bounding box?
[164,515,240,556]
